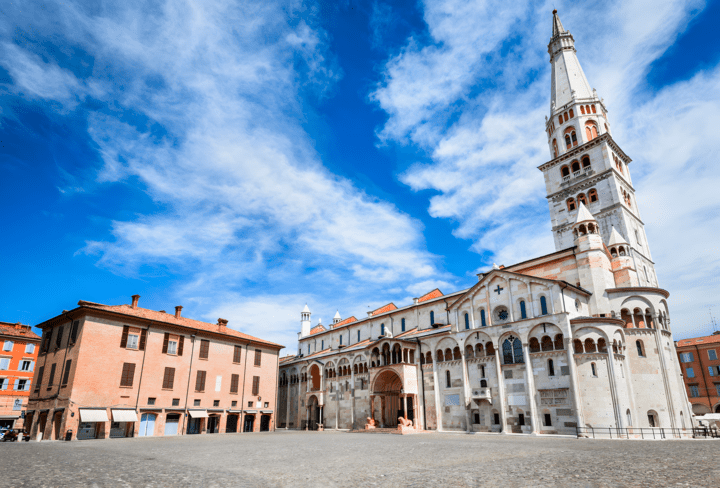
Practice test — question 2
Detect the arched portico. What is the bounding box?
[306,394,322,430]
[370,369,414,428]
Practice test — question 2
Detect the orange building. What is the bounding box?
[0,321,41,430]
[676,332,720,415]
[26,295,283,441]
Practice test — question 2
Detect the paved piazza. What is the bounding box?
[1,431,717,487]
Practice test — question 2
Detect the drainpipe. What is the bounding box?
[416,338,427,430]
[180,335,196,436]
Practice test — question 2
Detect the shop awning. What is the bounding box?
[111,410,139,422]
[0,415,20,420]
[79,409,109,422]
[244,410,257,414]
[261,410,273,414]
[188,410,208,418]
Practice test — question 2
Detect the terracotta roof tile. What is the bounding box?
[0,321,40,341]
[418,288,443,303]
[370,303,397,316]
[310,324,326,334]
[677,334,720,347]
[332,316,357,328]
[75,301,283,349]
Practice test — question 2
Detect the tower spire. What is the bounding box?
[551,9,565,38]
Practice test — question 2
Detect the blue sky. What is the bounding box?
[2,0,720,349]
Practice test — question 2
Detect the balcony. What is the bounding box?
[471,387,492,403]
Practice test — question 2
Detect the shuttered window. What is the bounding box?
[139,329,147,351]
[230,374,239,393]
[199,340,210,359]
[69,320,80,344]
[195,370,207,392]
[252,376,260,395]
[62,360,72,387]
[120,325,129,348]
[41,332,51,353]
[162,367,175,389]
[178,336,184,356]
[47,363,56,390]
[233,345,242,364]
[162,333,170,354]
[120,363,136,387]
[55,325,64,348]
[35,366,44,392]
[254,349,261,366]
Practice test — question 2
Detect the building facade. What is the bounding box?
[676,332,720,415]
[26,295,283,441]
[0,322,40,430]
[277,11,691,436]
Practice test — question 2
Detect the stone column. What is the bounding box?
[403,395,407,420]
[604,346,624,429]
[494,349,508,434]
[460,350,473,433]
[565,337,585,429]
[285,384,290,429]
[470,294,476,329]
[651,328,677,430]
[431,357,443,431]
[370,395,375,424]
[522,343,539,434]
[380,396,386,427]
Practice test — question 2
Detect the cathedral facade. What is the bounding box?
[277,11,691,436]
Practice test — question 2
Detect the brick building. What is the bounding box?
[676,332,720,415]
[25,295,283,441]
[0,321,41,430]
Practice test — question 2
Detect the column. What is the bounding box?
[285,384,290,429]
[651,328,678,430]
[528,282,537,317]
[319,405,324,428]
[604,346,624,429]
[522,342,539,434]
[431,358,443,431]
[460,350,473,433]
[565,337,585,429]
[470,294,477,329]
[380,396,386,427]
[403,395,407,420]
[305,406,309,430]
[335,385,339,430]
[370,395,375,424]
[507,279,515,322]
[494,349,508,434]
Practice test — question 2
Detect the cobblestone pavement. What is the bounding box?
[1,431,718,487]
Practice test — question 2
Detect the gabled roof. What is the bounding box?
[369,303,397,316]
[332,316,357,328]
[607,226,628,247]
[310,324,326,335]
[418,288,443,303]
[677,333,720,347]
[0,321,40,341]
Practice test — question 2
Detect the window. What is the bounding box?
[15,379,28,391]
[357,331,361,342]
[548,359,555,376]
[126,333,139,349]
[539,389,568,405]
[0,358,8,370]
[148,397,156,405]
[199,339,210,359]
[252,376,260,396]
[35,366,44,391]
[47,363,56,390]
[254,349,262,366]
[540,296,548,315]
[61,359,72,386]
[446,370,451,388]
[481,365,486,378]
[167,338,178,355]
[172,398,180,406]
[321,340,324,350]
[232,400,237,407]
[264,402,269,408]
[626,409,632,426]
[430,311,435,325]
[464,313,470,330]
[55,326,64,348]
[230,374,239,393]
[648,413,656,428]
[248,401,254,408]
[3,341,13,352]
[401,318,406,332]
[195,370,207,392]
[544,413,552,427]
[233,345,242,364]
[162,367,175,389]
[120,363,136,387]
[569,109,574,118]
[585,121,598,141]
[381,323,385,336]
[520,301,527,319]
[495,307,509,322]
[340,335,343,346]
[591,362,597,377]
[480,309,486,327]
[20,360,33,371]
[194,399,201,407]
[689,385,700,397]
[708,366,715,377]
[552,139,558,158]
[709,350,718,361]
[680,352,694,363]
[0,378,7,390]
[636,340,645,357]
[502,336,524,364]
[577,194,587,206]
[567,198,576,211]
[493,412,500,425]
[69,320,79,344]
[518,413,525,426]
[25,343,35,354]
[686,367,694,378]
[213,400,220,407]
[716,384,720,397]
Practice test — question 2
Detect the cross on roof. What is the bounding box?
[494,285,503,295]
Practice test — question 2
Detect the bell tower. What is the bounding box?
[538,10,658,287]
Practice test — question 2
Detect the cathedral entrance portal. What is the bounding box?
[307,395,321,430]
[371,369,413,428]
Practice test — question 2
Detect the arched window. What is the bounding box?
[520,301,527,319]
[597,338,607,353]
[577,194,587,206]
[554,334,564,350]
[626,409,632,426]
[567,198,576,211]
[339,335,343,346]
[584,338,596,353]
[581,156,591,168]
[580,105,585,115]
[558,115,563,125]
[564,112,569,122]
[436,349,444,362]
[380,323,385,336]
[552,139,558,158]
[464,312,470,330]
[588,189,598,203]
[476,343,484,356]
[430,311,435,325]
[529,337,540,353]
[445,348,452,361]
[569,108,574,118]
[636,340,645,357]
[357,330,361,342]
[561,166,570,177]
[401,318,406,332]
[548,359,555,376]
[540,296,548,315]
[585,121,598,141]
[564,128,578,149]
[453,346,461,360]
[486,342,495,355]
[591,105,596,114]
[465,344,474,357]
[571,160,581,172]
[502,336,524,364]
[446,370,451,388]
[480,379,487,387]
[480,309,487,327]
[541,336,553,351]
[591,362,597,377]
[573,339,583,353]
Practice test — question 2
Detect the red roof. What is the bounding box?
[677,333,720,347]
[418,288,443,303]
[69,301,283,349]
[370,303,397,316]
[332,316,357,328]
[0,321,40,341]
[310,324,326,335]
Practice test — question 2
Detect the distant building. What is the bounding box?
[277,11,690,435]
[25,295,283,440]
[0,321,41,430]
[676,332,720,415]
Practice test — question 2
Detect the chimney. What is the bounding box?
[175,306,183,319]
[218,318,228,327]
[413,298,419,304]
[131,295,140,309]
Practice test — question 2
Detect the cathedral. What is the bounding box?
[277,11,691,435]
